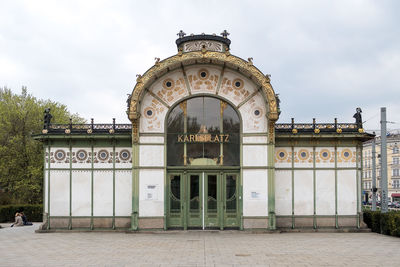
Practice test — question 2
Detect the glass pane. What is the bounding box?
[204,97,220,133]
[167,104,184,133]
[207,175,217,212]
[187,143,203,163]
[170,175,181,212]
[223,104,240,133]
[222,104,240,166]
[187,97,202,133]
[189,175,200,211]
[226,175,236,212]
[167,134,184,166]
[204,143,219,163]
[223,133,240,166]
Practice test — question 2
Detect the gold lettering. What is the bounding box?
[220,134,224,142]
[177,135,183,142]
[205,134,211,142]
[213,134,220,142]
[189,135,195,142]
[225,134,229,142]
[184,135,189,142]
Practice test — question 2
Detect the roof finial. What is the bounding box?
[177,30,186,38]
[221,30,230,38]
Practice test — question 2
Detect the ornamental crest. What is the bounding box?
[183,41,223,52]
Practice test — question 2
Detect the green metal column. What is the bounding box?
[291,145,295,229]
[131,120,140,231]
[313,146,317,229]
[357,143,361,229]
[267,122,276,230]
[335,145,338,229]
[112,138,116,230]
[68,139,72,230]
[47,144,51,229]
[90,140,94,230]
[183,171,187,230]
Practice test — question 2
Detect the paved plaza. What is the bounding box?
[1,224,400,266]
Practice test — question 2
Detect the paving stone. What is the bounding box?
[1,223,400,266]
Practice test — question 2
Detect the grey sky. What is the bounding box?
[1,0,399,132]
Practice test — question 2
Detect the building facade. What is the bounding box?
[35,33,373,231]
[363,134,400,202]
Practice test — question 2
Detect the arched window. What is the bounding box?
[167,97,240,166]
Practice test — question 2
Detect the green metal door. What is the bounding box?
[187,172,202,228]
[223,173,240,228]
[204,173,220,228]
[167,171,240,229]
[167,173,183,228]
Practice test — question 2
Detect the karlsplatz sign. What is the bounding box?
[177,134,230,143]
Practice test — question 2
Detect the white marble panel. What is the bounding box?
[337,147,357,168]
[294,170,313,215]
[115,147,132,169]
[275,170,292,215]
[294,147,313,168]
[275,147,292,168]
[50,147,69,168]
[239,92,268,133]
[243,169,268,216]
[71,147,91,169]
[316,170,335,215]
[242,145,268,167]
[337,170,357,215]
[139,169,164,217]
[148,69,188,106]
[218,69,258,106]
[49,170,69,216]
[140,136,164,143]
[71,171,91,216]
[185,65,222,95]
[93,147,113,169]
[139,145,164,167]
[315,147,335,168]
[140,93,168,133]
[115,170,132,216]
[242,136,268,144]
[93,171,113,216]
[44,171,48,213]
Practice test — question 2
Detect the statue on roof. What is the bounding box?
[353,107,362,128]
[43,108,52,129]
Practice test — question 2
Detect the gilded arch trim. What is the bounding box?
[127,51,279,122]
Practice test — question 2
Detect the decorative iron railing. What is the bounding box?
[43,123,132,134]
[275,119,361,134]
[41,120,363,135]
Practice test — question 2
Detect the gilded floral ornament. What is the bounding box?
[358,128,364,133]
[292,128,298,134]
[314,128,320,134]
[127,51,279,122]
[336,128,342,134]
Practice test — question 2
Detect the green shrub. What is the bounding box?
[364,210,400,237]
[363,210,372,228]
[371,211,381,233]
[0,204,43,223]
[380,213,391,235]
[391,215,400,237]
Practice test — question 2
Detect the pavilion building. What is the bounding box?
[35,32,373,231]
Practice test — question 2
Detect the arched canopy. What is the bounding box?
[127,50,279,122]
